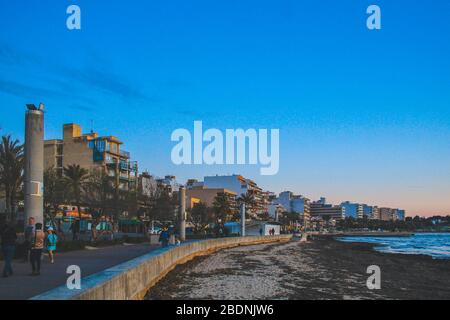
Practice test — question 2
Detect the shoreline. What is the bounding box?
[146,238,450,300]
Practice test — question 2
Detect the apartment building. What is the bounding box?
[379,207,393,221]
[44,123,138,191]
[397,209,406,221]
[340,201,364,219]
[203,174,265,217]
[186,186,237,212]
[156,175,181,194]
[273,191,311,226]
[310,198,346,221]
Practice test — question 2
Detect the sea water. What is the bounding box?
[337,233,450,259]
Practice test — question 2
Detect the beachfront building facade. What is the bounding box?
[340,201,363,219]
[379,207,393,221]
[156,175,181,195]
[378,207,404,221]
[203,174,265,218]
[396,209,406,221]
[273,191,311,226]
[361,204,380,220]
[44,123,138,191]
[310,198,346,221]
[268,203,285,222]
[186,179,204,190]
[138,172,158,198]
[186,186,238,212]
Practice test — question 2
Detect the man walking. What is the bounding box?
[1,222,17,278]
[29,223,45,276]
[23,217,35,262]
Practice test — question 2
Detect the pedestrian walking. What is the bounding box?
[23,217,35,262]
[1,222,17,278]
[69,220,80,241]
[30,223,45,276]
[46,227,58,264]
[159,228,169,247]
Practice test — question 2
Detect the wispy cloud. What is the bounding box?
[0,79,67,100]
[0,43,147,102]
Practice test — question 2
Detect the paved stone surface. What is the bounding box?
[0,243,159,300]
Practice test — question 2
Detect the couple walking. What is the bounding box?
[24,217,58,276]
[1,217,58,278]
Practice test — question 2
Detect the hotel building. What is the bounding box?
[310,198,346,221]
[340,201,364,219]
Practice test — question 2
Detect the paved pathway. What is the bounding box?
[0,243,159,300]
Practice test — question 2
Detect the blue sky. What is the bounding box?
[1,0,450,215]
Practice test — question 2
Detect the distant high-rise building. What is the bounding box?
[397,209,406,221]
[379,207,393,221]
[310,198,345,221]
[340,201,363,219]
[273,191,310,225]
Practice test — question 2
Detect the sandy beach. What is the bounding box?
[146,238,450,300]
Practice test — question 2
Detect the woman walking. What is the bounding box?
[46,227,58,264]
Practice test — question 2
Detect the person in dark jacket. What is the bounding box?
[23,216,35,262]
[1,223,18,278]
[159,228,169,247]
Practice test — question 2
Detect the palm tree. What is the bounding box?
[0,135,24,221]
[213,192,233,222]
[237,192,256,219]
[63,164,89,219]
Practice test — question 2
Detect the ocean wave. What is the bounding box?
[337,233,450,259]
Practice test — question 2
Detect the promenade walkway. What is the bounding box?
[0,242,159,300]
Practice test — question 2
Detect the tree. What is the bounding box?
[0,135,24,221]
[150,190,177,223]
[237,192,256,219]
[83,169,117,240]
[84,169,113,218]
[63,164,89,219]
[44,167,67,226]
[213,192,233,223]
[189,202,213,233]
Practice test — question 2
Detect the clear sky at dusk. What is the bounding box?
[1,0,450,216]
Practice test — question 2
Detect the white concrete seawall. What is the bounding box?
[32,235,292,300]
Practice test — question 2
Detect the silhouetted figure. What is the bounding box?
[23,217,35,262]
[1,223,17,278]
[30,223,45,276]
